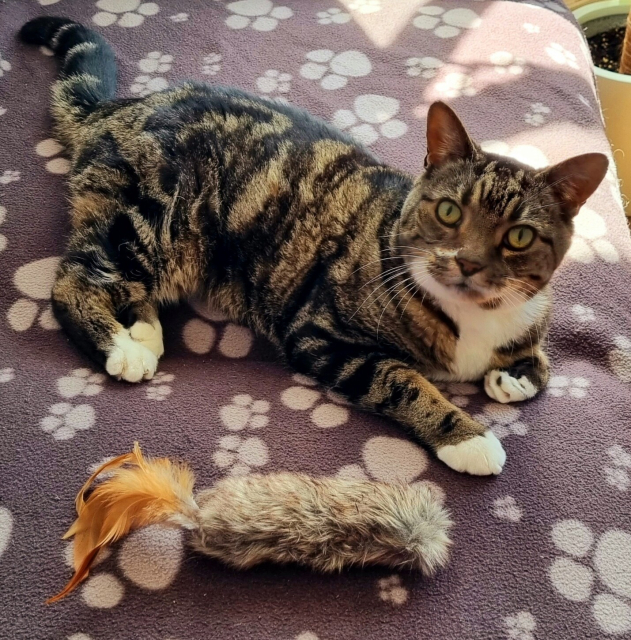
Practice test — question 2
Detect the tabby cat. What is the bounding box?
[20,17,608,476]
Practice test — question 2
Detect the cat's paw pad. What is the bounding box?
[484,370,536,404]
[436,431,506,475]
[130,320,164,358]
[106,330,158,382]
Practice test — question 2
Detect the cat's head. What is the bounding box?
[397,102,608,308]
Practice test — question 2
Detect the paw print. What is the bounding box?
[572,304,595,322]
[0,107,6,115]
[256,70,292,95]
[0,170,20,185]
[348,0,381,13]
[281,374,350,428]
[92,0,159,28]
[41,402,95,440]
[523,23,540,34]
[413,6,481,39]
[0,53,11,78]
[0,205,6,253]
[549,520,631,635]
[405,56,444,79]
[473,404,527,440]
[504,611,536,640]
[219,394,269,431]
[490,51,526,75]
[524,103,550,127]
[169,13,188,22]
[603,444,631,492]
[547,375,590,399]
[7,256,61,332]
[378,575,408,606]
[213,433,270,476]
[57,368,105,398]
[138,51,172,74]
[130,75,168,97]
[435,381,478,408]
[492,496,523,522]
[480,140,549,169]
[609,336,631,383]
[317,8,351,24]
[331,94,407,146]
[546,43,579,69]
[202,53,222,76]
[300,49,372,90]
[435,72,476,98]
[225,0,293,32]
[183,299,254,358]
[146,371,174,401]
[35,139,70,174]
[567,207,619,264]
[0,368,15,383]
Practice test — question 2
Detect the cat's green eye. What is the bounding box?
[436,200,462,227]
[505,225,535,250]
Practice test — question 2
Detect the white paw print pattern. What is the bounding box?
[474,404,528,440]
[546,43,579,69]
[169,13,188,22]
[413,6,481,39]
[0,107,6,115]
[547,375,590,399]
[93,0,159,28]
[130,52,172,97]
[225,0,293,32]
[35,139,71,174]
[572,304,595,322]
[0,507,13,560]
[378,574,408,606]
[0,367,15,383]
[435,72,476,98]
[492,496,523,522]
[604,444,631,492]
[58,368,105,398]
[504,611,536,640]
[567,208,619,264]
[0,170,20,185]
[0,205,7,253]
[202,53,222,76]
[523,23,540,34]
[436,381,478,408]
[41,402,96,440]
[281,374,349,428]
[300,49,372,90]
[549,520,631,635]
[7,256,61,332]
[490,51,526,75]
[146,371,174,401]
[481,140,549,170]
[219,393,270,431]
[257,70,292,96]
[405,56,444,79]
[349,0,381,13]
[317,8,351,24]
[183,300,254,358]
[332,94,407,146]
[0,52,11,78]
[523,103,550,127]
[609,336,631,383]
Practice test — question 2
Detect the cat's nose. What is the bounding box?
[456,258,484,277]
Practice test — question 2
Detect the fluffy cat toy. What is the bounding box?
[48,443,451,603]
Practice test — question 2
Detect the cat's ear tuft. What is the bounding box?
[425,102,476,168]
[541,153,609,215]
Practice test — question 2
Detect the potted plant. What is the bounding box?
[568,0,631,219]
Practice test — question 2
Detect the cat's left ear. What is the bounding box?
[425,101,477,168]
[539,153,609,216]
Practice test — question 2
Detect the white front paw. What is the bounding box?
[436,431,506,476]
[106,330,158,382]
[484,370,536,404]
[130,320,164,358]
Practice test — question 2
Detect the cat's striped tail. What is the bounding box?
[19,17,116,146]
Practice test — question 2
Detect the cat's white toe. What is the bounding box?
[130,320,164,358]
[106,330,158,382]
[484,370,536,404]
[436,431,506,475]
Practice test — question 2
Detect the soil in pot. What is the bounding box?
[587,25,625,71]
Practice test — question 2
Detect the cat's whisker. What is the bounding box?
[349,269,415,320]
[358,265,410,291]
[376,276,417,339]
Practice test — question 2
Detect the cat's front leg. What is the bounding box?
[484,347,550,404]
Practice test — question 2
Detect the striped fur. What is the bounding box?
[20,18,608,475]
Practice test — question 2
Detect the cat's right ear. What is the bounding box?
[425,102,476,168]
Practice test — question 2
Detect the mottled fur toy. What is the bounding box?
[20,17,608,476]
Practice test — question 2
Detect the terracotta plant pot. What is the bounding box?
[573,0,631,214]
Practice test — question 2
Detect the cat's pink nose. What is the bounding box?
[457,258,483,277]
